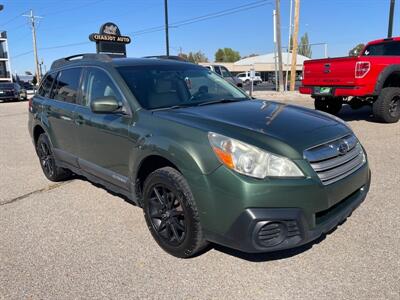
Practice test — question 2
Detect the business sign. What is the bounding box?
[89,23,131,56]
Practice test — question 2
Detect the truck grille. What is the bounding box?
[304,134,366,185]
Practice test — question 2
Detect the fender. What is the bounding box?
[130,134,221,183]
[374,64,400,95]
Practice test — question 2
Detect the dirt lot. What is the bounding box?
[1,94,399,299]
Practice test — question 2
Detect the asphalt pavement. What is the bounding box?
[0,96,399,299]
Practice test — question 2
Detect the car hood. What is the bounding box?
[153,100,351,158]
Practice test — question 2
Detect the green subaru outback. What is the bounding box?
[29,54,371,258]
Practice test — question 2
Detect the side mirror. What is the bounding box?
[90,96,121,113]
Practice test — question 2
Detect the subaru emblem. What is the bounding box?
[338,142,349,155]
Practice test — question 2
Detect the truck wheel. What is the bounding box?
[36,133,72,182]
[373,87,400,123]
[314,97,343,115]
[143,167,208,258]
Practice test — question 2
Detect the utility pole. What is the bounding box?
[275,0,284,92]
[273,10,278,91]
[388,0,395,38]
[23,10,42,83]
[285,0,293,91]
[290,0,300,91]
[164,0,170,56]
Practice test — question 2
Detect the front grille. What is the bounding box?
[304,134,366,185]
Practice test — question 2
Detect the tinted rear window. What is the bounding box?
[363,41,400,56]
[51,68,82,103]
[38,74,55,97]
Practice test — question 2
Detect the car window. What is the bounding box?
[81,67,122,107]
[38,73,55,98]
[363,41,400,56]
[220,66,232,78]
[213,66,222,75]
[118,65,248,110]
[51,68,82,103]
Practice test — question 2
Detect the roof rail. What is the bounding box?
[50,53,116,70]
[143,55,188,62]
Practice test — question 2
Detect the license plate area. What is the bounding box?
[314,87,333,95]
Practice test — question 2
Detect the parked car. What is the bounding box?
[204,64,243,87]
[29,54,370,258]
[236,71,263,85]
[0,82,27,102]
[300,37,400,123]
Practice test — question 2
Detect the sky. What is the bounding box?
[0,0,399,75]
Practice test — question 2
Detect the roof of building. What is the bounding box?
[234,52,310,66]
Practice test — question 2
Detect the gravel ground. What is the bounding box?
[0,95,399,299]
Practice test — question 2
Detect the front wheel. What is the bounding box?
[143,167,208,258]
[314,97,343,115]
[373,87,400,123]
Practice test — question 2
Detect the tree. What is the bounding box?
[241,53,259,59]
[298,33,312,58]
[214,48,241,62]
[179,51,208,63]
[349,43,365,56]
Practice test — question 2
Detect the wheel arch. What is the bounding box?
[374,64,400,94]
[33,124,46,146]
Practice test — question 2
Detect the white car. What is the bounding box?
[236,71,263,85]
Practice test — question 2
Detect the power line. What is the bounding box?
[0,10,28,27]
[12,1,272,60]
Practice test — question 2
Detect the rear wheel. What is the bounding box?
[36,133,72,181]
[373,87,400,123]
[143,167,208,258]
[314,97,343,115]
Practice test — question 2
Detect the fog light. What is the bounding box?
[256,221,287,247]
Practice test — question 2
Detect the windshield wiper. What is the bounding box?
[196,98,247,106]
[151,103,194,111]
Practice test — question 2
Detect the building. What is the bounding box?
[201,52,309,81]
[0,31,12,82]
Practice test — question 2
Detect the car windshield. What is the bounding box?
[363,41,400,56]
[0,83,15,89]
[118,65,249,110]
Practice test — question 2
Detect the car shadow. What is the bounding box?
[337,104,378,123]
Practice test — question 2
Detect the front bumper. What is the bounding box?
[206,174,369,253]
[188,158,370,253]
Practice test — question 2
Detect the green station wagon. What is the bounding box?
[29,54,371,258]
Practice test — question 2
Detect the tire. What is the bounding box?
[244,79,250,85]
[314,97,343,115]
[36,133,72,182]
[143,167,208,258]
[373,87,400,123]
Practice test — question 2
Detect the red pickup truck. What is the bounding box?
[300,37,400,123]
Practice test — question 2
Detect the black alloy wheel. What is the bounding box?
[37,137,56,178]
[389,95,399,118]
[143,167,208,258]
[147,184,187,246]
[36,133,72,181]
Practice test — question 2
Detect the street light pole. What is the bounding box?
[387,0,395,38]
[164,0,170,56]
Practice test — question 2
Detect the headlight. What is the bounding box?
[208,132,304,179]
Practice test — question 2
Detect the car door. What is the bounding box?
[75,66,132,189]
[45,68,82,167]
